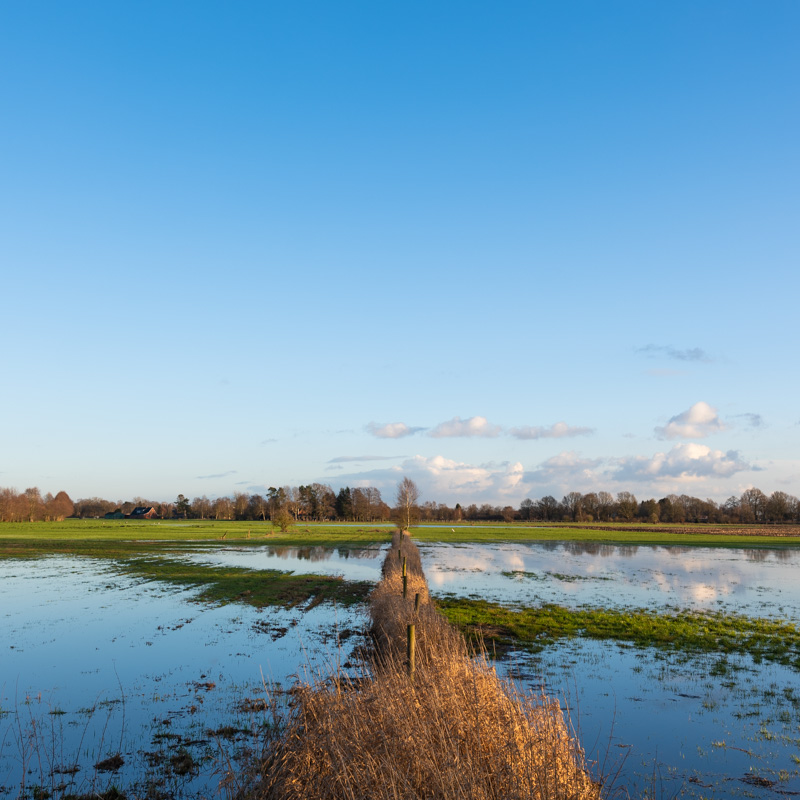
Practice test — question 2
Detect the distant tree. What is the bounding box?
[395,477,420,531]
[192,495,211,520]
[175,494,191,518]
[273,506,294,533]
[562,492,583,522]
[336,487,353,520]
[597,491,615,522]
[581,493,599,522]
[537,495,559,521]
[519,498,534,520]
[741,488,767,523]
[721,495,740,522]
[46,491,74,521]
[766,491,795,523]
[234,492,250,520]
[212,496,233,520]
[248,494,269,521]
[616,492,637,522]
[267,487,287,520]
[638,499,659,524]
[24,488,44,522]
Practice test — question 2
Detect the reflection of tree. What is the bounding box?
[744,549,769,563]
[563,542,618,558]
[663,547,692,557]
[264,545,383,562]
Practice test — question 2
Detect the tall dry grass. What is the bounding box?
[243,532,599,800]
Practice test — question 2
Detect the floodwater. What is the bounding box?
[0,547,383,799]
[419,541,800,798]
[420,540,800,616]
[181,543,386,583]
[3,541,799,799]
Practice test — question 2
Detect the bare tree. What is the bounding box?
[395,477,420,531]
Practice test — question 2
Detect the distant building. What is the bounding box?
[129,506,158,520]
[104,510,126,519]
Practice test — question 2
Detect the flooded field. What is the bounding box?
[1,546,384,799]
[3,539,799,799]
[420,541,800,799]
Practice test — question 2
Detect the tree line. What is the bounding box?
[1,483,798,526]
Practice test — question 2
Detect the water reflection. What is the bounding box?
[181,544,386,582]
[0,556,368,798]
[419,541,800,617]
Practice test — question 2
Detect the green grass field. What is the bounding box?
[2,518,799,554]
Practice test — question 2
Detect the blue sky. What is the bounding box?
[1,1,798,507]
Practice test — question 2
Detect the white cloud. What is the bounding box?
[428,416,502,438]
[524,451,603,489]
[613,443,751,483]
[366,421,425,439]
[509,422,594,440]
[655,401,725,440]
[325,455,526,504]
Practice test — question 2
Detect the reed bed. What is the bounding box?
[244,532,599,800]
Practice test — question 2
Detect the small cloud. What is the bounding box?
[734,413,764,429]
[260,438,278,445]
[637,344,713,363]
[328,455,403,463]
[655,401,725,440]
[196,470,237,480]
[366,422,425,439]
[614,443,751,482]
[234,480,251,485]
[509,422,594,440]
[428,415,502,438]
[325,465,344,471]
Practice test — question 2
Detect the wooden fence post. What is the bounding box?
[402,556,407,598]
[407,624,416,679]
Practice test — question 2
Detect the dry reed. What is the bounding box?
[244,531,599,800]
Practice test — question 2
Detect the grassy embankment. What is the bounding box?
[241,532,598,800]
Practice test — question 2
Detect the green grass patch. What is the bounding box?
[0,520,393,559]
[437,598,800,668]
[411,525,800,548]
[114,555,373,608]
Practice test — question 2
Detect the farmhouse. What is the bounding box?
[129,506,158,519]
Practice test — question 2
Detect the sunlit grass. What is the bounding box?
[437,597,800,669]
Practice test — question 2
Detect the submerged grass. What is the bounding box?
[236,532,599,800]
[438,598,800,668]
